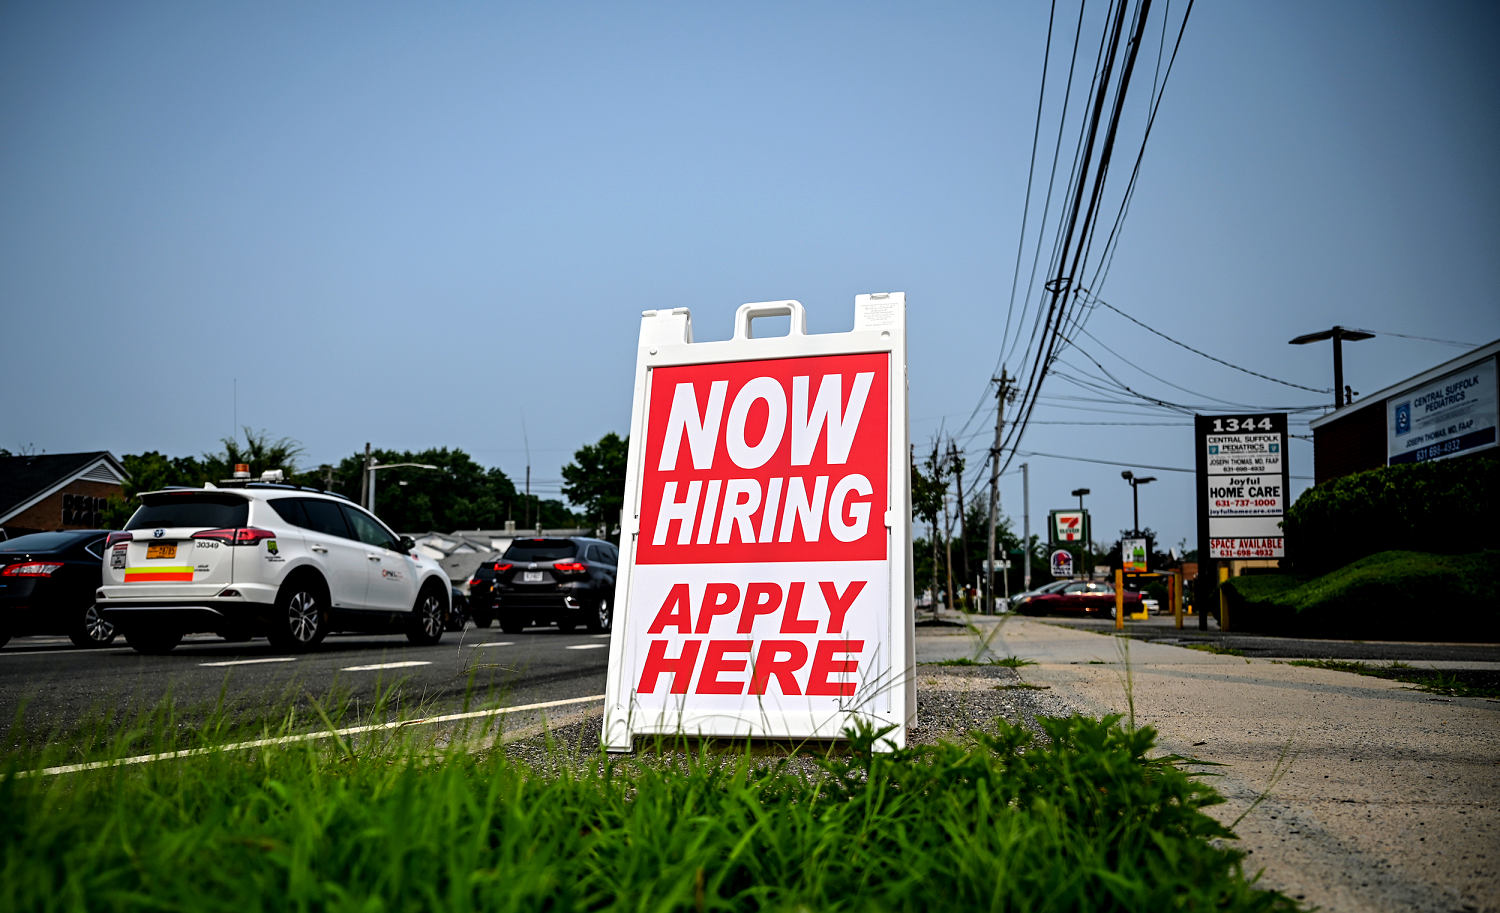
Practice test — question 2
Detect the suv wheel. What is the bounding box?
[124,625,183,655]
[268,580,328,652]
[585,596,612,634]
[406,585,446,646]
[69,603,118,648]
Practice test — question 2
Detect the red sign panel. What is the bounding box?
[637,352,890,565]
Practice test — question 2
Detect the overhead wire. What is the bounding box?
[1087,294,1331,393]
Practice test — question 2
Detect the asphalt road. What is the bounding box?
[0,624,611,742]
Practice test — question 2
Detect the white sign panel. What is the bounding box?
[1196,414,1289,560]
[603,296,913,752]
[1052,510,1085,543]
[1387,357,1497,466]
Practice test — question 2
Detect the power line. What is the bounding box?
[1013,448,1315,481]
[1088,294,1330,393]
[1357,329,1476,348]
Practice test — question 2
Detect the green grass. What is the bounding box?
[1283,659,1500,698]
[1181,643,1246,657]
[0,706,1305,912]
[921,656,1036,668]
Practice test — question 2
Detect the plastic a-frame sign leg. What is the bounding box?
[601,294,914,754]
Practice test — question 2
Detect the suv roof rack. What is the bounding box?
[212,479,353,500]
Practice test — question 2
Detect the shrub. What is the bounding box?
[1223,550,1500,640]
[1283,454,1498,573]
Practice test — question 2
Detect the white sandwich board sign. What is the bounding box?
[602,295,914,752]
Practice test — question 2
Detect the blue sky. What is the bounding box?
[4,1,1497,559]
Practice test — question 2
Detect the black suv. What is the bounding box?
[479,537,617,634]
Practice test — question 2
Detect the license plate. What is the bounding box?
[147,543,176,560]
[523,571,544,583]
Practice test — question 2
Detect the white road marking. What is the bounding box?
[341,661,431,672]
[468,642,515,648]
[14,693,607,779]
[200,658,298,667]
[566,644,608,650]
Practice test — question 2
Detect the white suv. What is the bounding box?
[98,482,450,654]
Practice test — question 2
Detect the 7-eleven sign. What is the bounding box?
[1050,509,1088,544]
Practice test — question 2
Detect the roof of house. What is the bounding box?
[0,452,128,523]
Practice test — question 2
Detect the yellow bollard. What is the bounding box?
[1115,568,1125,631]
[1172,569,1183,630]
[1218,565,1231,631]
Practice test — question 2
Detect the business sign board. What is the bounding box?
[602,296,913,752]
[1048,549,1074,578]
[1121,537,1148,574]
[1050,509,1087,544]
[1194,413,1289,560]
[1387,356,1497,466]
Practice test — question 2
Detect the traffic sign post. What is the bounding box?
[602,295,913,752]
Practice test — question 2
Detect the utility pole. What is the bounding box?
[359,442,371,508]
[1022,461,1031,592]
[950,440,969,602]
[986,371,1013,614]
[930,439,941,613]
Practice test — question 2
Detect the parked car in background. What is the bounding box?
[480,537,618,633]
[467,559,503,628]
[1007,579,1072,614]
[0,529,116,648]
[1014,579,1141,618]
[447,585,470,631]
[97,477,451,654]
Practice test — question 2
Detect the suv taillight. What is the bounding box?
[106,531,134,548]
[492,562,512,572]
[553,560,587,574]
[2,562,63,577]
[192,528,277,546]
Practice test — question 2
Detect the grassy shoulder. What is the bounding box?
[1282,659,1500,699]
[1,713,1305,912]
[1223,549,1500,640]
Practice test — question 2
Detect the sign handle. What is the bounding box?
[734,300,808,339]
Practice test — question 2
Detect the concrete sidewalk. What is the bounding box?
[943,614,1498,913]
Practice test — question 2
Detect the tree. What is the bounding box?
[201,428,304,482]
[102,451,208,528]
[321,446,536,533]
[561,433,629,535]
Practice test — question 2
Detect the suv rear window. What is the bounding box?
[502,539,579,561]
[127,493,249,530]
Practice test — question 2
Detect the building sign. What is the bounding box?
[1195,413,1289,560]
[1050,509,1087,544]
[1387,356,1497,466]
[603,296,913,752]
[1121,537,1148,574]
[1048,549,1074,578]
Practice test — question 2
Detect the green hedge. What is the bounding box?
[1283,454,1498,573]
[1222,550,1500,640]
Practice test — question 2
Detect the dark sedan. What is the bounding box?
[1014,579,1142,619]
[0,529,116,648]
[481,537,618,634]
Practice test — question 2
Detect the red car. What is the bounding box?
[1015,580,1142,618]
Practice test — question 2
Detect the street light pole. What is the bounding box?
[1289,326,1374,408]
[1120,471,1156,538]
[365,459,439,513]
[1071,487,1090,579]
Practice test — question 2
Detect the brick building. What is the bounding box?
[0,452,128,537]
